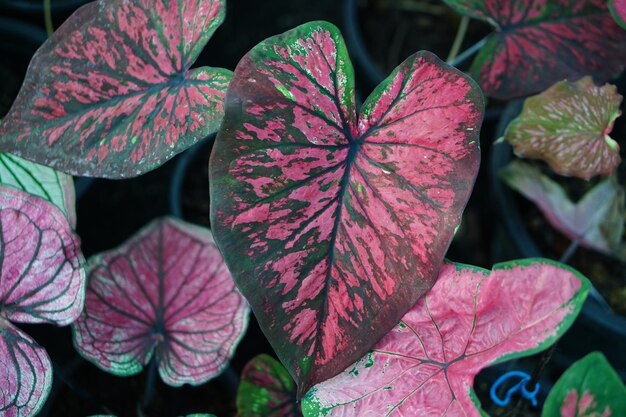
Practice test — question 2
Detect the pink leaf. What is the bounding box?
[72,217,250,386]
[0,0,231,178]
[610,0,626,29]
[210,22,483,395]
[301,259,589,416]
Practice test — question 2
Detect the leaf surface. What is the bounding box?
[237,354,301,417]
[0,323,52,417]
[301,259,590,417]
[210,21,483,394]
[72,217,249,386]
[503,77,622,180]
[0,153,76,226]
[443,0,626,99]
[542,352,626,417]
[500,161,625,257]
[0,0,231,178]
[610,0,626,29]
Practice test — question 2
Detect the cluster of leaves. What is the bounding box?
[0,0,625,416]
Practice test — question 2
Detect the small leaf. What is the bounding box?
[301,259,590,417]
[0,152,76,226]
[210,22,483,395]
[72,217,249,386]
[443,0,626,99]
[610,0,626,29]
[503,77,622,180]
[0,323,52,417]
[500,161,625,257]
[237,354,301,417]
[542,352,626,417]
[0,0,231,178]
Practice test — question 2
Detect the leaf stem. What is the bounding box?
[558,238,580,264]
[449,36,487,68]
[43,0,54,36]
[446,16,469,64]
[143,355,158,409]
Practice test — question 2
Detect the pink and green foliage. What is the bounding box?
[503,77,622,180]
[209,21,483,395]
[610,0,626,29]
[443,0,626,99]
[500,161,625,257]
[301,259,590,417]
[237,354,301,417]
[0,185,86,416]
[0,0,231,178]
[72,217,249,386]
[542,352,626,417]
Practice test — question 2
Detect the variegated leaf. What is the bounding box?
[610,0,626,29]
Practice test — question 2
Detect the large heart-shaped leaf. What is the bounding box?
[0,185,86,416]
[500,161,625,257]
[0,0,231,178]
[0,152,76,226]
[503,77,622,180]
[210,22,483,394]
[72,217,249,386]
[610,0,626,29]
[237,354,301,417]
[542,352,626,417]
[301,259,590,416]
[443,0,626,99]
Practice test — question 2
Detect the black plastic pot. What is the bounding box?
[490,101,626,380]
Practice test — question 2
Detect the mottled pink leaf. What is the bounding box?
[503,77,622,180]
[301,259,590,417]
[500,161,625,257]
[443,0,626,99]
[610,0,626,29]
[209,21,483,394]
[542,352,626,417]
[0,323,52,417]
[237,354,301,417]
[72,217,249,386]
[0,0,231,178]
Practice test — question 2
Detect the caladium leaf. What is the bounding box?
[210,21,483,394]
[443,0,626,99]
[0,152,76,227]
[503,77,622,180]
[237,354,301,417]
[0,0,231,178]
[610,0,626,29]
[542,352,626,417]
[0,185,86,416]
[72,217,249,386]
[500,160,625,257]
[301,259,590,417]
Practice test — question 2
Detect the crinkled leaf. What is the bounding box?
[0,185,85,325]
[238,354,301,417]
[503,77,622,180]
[0,323,52,417]
[0,0,231,178]
[500,160,625,257]
[542,352,626,417]
[210,21,483,394]
[301,259,590,417]
[610,0,626,29]
[443,0,626,99]
[0,153,76,227]
[72,217,249,386]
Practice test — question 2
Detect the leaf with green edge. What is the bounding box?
[301,259,590,417]
[0,0,231,178]
[542,352,626,417]
[610,0,626,29]
[72,216,249,386]
[0,152,76,227]
[503,77,622,180]
[500,160,625,257]
[238,354,301,417]
[0,185,86,416]
[210,21,483,395]
[443,0,626,99]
